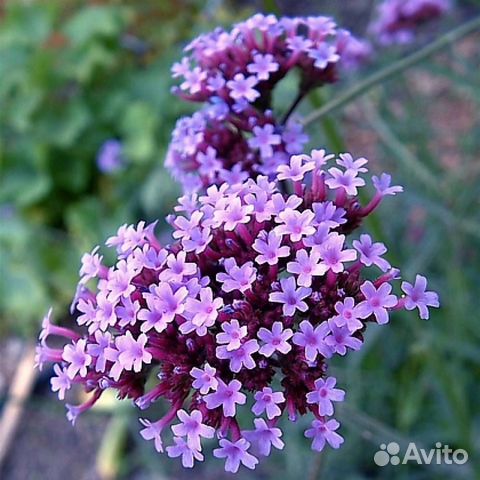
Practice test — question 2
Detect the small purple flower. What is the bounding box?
[190,363,218,394]
[372,173,403,196]
[269,277,311,317]
[166,437,203,468]
[252,387,285,419]
[116,296,140,328]
[324,321,363,355]
[257,321,293,357]
[214,198,253,231]
[333,297,364,332]
[171,409,215,450]
[180,67,207,94]
[79,246,104,284]
[401,275,439,320]
[243,418,284,456]
[217,258,257,293]
[97,140,124,173]
[160,251,197,282]
[306,377,345,415]
[282,121,309,154]
[336,153,368,173]
[293,320,332,362]
[305,418,344,451]
[213,438,258,473]
[252,231,290,266]
[87,330,112,372]
[287,249,326,287]
[286,35,313,53]
[325,167,366,196]
[185,287,223,329]
[204,379,247,417]
[318,233,357,273]
[216,319,248,351]
[116,331,152,372]
[247,53,279,80]
[309,44,340,69]
[353,234,390,272]
[140,418,165,453]
[155,284,189,324]
[216,339,259,373]
[357,281,398,324]
[277,154,315,182]
[312,201,347,229]
[248,124,282,158]
[275,208,315,242]
[227,73,260,102]
[138,293,167,333]
[62,339,92,379]
[50,364,71,400]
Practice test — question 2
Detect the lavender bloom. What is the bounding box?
[171,409,215,450]
[217,259,257,293]
[287,249,326,287]
[243,418,284,456]
[216,319,247,351]
[269,277,311,317]
[213,438,258,473]
[305,418,344,451]
[204,379,246,417]
[97,139,124,173]
[50,364,71,400]
[333,297,364,332]
[248,124,282,159]
[252,231,290,266]
[357,281,398,324]
[252,387,285,419]
[324,321,363,355]
[401,274,439,319]
[190,363,218,394]
[353,234,391,272]
[166,437,203,468]
[306,377,345,416]
[293,320,332,362]
[62,339,92,379]
[370,0,450,45]
[257,321,293,357]
[216,339,259,373]
[37,148,438,472]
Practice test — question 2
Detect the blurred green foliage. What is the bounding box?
[0,0,229,333]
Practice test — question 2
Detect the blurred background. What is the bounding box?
[0,0,479,479]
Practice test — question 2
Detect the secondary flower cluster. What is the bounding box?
[36,149,439,473]
[166,13,370,192]
[370,0,451,44]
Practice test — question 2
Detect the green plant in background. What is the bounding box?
[0,0,234,334]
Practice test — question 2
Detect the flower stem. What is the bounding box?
[302,16,480,126]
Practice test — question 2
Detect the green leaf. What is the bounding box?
[63,5,130,46]
[121,102,158,163]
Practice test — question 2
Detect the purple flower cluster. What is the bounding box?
[37,149,439,473]
[370,0,451,45]
[166,14,370,192]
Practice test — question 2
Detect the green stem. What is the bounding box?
[309,90,346,152]
[302,16,480,126]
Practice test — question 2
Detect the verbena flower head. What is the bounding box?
[166,14,369,192]
[37,149,439,472]
[370,0,451,45]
